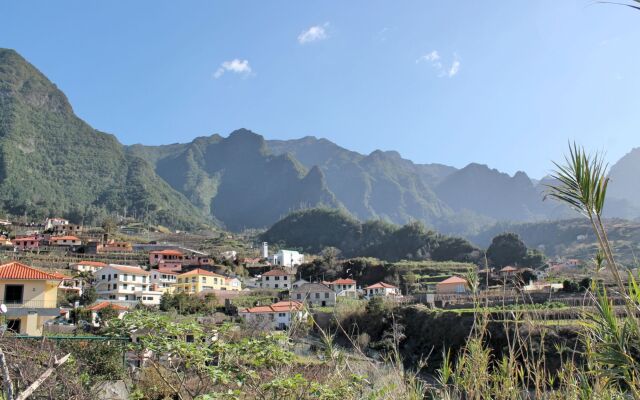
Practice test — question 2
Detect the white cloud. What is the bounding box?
[213,59,252,79]
[418,50,440,63]
[448,59,460,77]
[417,51,460,78]
[298,23,329,44]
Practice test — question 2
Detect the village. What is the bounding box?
[0,216,597,353]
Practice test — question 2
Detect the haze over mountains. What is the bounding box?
[1,48,638,235]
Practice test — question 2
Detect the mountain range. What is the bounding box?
[1,48,638,235]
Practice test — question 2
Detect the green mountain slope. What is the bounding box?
[0,48,207,228]
[265,136,461,227]
[261,208,482,263]
[127,130,341,230]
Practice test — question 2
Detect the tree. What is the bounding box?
[321,246,342,268]
[79,286,97,306]
[486,233,527,267]
[101,217,118,235]
[159,292,173,312]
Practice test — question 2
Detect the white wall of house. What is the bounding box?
[365,287,399,299]
[259,273,294,290]
[271,250,304,267]
[95,266,161,305]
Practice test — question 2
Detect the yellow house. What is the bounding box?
[0,262,63,336]
[174,268,241,293]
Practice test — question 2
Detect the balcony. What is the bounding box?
[4,299,59,309]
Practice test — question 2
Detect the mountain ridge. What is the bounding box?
[1,47,639,234]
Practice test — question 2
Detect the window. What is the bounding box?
[283,276,288,280]
[275,276,280,281]
[4,285,24,304]
[275,284,279,288]
[113,274,118,278]
[101,275,106,280]
[123,284,128,289]
[265,277,269,281]
[315,293,320,299]
[324,292,329,299]
[283,283,288,288]
[296,293,301,300]
[278,313,285,317]
[202,277,206,283]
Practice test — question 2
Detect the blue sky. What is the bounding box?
[2,1,639,178]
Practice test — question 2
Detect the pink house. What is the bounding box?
[149,249,184,270]
[13,236,40,251]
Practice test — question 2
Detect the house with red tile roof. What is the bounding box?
[70,260,107,274]
[239,300,307,330]
[364,282,400,299]
[86,301,129,326]
[436,276,469,294]
[0,262,64,335]
[328,278,358,298]
[174,268,240,293]
[12,236,40,251]
[49,235,82,247]
[149,249,184,269]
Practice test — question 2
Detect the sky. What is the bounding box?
[1,1,639,179]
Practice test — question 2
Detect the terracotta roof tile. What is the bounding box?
[365,281,398,290]
[437,276,468,285]
[86,301,129,311]
[330,278,356,285]
[74,261,107,267]
[178,268,223,278]
[150,249,183,256]
[13,237,38,242]
[240,300,304,314]
[0,262,64,280]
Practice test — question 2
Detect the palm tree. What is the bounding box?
[546,143,640,397]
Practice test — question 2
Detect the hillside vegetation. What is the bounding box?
[0,48,208,228]
[473,218,640,266]
[261,208,483,263]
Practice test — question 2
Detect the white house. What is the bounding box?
[364,282,400,299]
[150,268,178,293]
[291,283,336,307]
[328,278,358,298]
[44,217,69,231]
[239,300,307,330]
[271,250,304,267]
[225,276,242,290]
[259,269,296,290]
[95,265,162,305]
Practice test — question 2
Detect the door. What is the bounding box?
[7,319,21,333]
[321,301,326,307]
[4,285,24,304]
